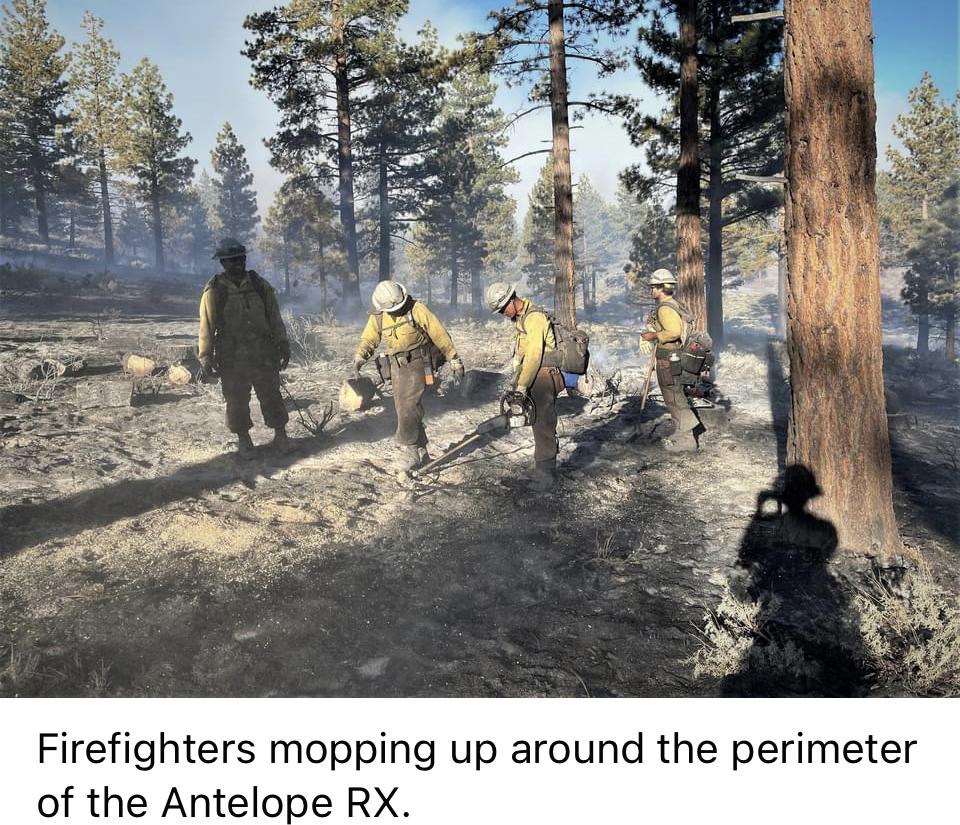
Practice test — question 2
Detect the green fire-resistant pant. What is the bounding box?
[655,356,701,434]
[219,361,288,434]
[531,366,563,468]
[391,352,428,447]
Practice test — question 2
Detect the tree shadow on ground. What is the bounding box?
[720,465,868,697]
[0,409,397,557]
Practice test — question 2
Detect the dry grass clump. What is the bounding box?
[285,314,330,365]
[856,563,960,696]
[687,586,817,682]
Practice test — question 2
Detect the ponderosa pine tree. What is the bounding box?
[783,0,899,554]
[355,26,445,282]
[244,0,408,306]
[417,65,517,307]
[886,73,960,354]
[118,58,195,271]
[210,122,259,245]
[476,0,641,327]
[614,0,784,346]
[0,0,71,245]
[69,12,124,265]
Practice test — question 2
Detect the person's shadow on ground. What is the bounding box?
[721,465,868,697]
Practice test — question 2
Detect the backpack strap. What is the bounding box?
[660,298,690,345]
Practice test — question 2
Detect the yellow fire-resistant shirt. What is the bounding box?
[513,299,557,391]
[197,271,288,361]
[354,300,459,362]
[652,298,687,349]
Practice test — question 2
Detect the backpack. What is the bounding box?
[660,298,714,383]
[206,270,273,333]
[518,307,590,376]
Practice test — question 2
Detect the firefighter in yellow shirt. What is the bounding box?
[639,268,702,451]
[354,281,463,471]
[198,238,291,457]
[486,281,565,487]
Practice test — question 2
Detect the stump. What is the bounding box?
[339,376,378,412]
[459,369,502,401]
[124,353,158,379]
[167,362,200,386]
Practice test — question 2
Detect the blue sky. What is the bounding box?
[44,0,959,220]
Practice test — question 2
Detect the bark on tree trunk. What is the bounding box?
[98,149,115,266]
[707,74,725,349]
[470,260,482,308]
[548,0,577,329]
[151,184,164,271]
[32,148,49,246]
[777,239,787,338]
[450,249,459,307]
[677,0,706,330]
[333,0,360,305]
[318,233,327,312]
[917,301,930,354]
[917,194,930,353]
[378,143,390,281]
[784,0,900,555]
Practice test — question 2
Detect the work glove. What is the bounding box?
[449,358,465,379]
[516,384,530,399]
[353,359,365,379]
[278,340,291,371]
[198,355,216,380]
[639,337,654,356]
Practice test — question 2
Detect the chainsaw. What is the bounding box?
[414,390,537,475]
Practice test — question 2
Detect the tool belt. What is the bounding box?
[375,344,445,384]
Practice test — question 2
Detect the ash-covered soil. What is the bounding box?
[1,275,957,697]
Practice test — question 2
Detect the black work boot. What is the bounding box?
[272,426,291,453]
[236,431,255,458]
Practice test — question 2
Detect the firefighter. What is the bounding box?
[486,281,564,488]
[198,238,291,457]
[353,281,463,471]
[639,268,702,451]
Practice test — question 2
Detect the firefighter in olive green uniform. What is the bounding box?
[198,238,291,457]
[639,268,702,452]
[354,281,463,471]
[486,281,565,486]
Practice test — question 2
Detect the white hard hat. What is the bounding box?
[648,268,677,286]
[485,281,516,313]
[372,280,409,313]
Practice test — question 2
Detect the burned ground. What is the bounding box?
[1,274,957,696]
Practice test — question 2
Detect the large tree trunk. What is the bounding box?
[470,259,482,308]
[450,248,459,307]
[916,194,930,353]
[150,184,164,271]
[946,315,957,362]
[917,298,930,354]
[332,0,360,305]
[378,143,390,281]
[318,233,327,312]
[548,0,577,329]
[98,149,114,266]
[706,63,724,349]
[784,0,899,555]
[31,148,49,246]
[677,0,706,330]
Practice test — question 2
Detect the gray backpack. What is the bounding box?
[518,308,590,375]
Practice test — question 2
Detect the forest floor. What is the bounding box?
[0,272,957,697]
